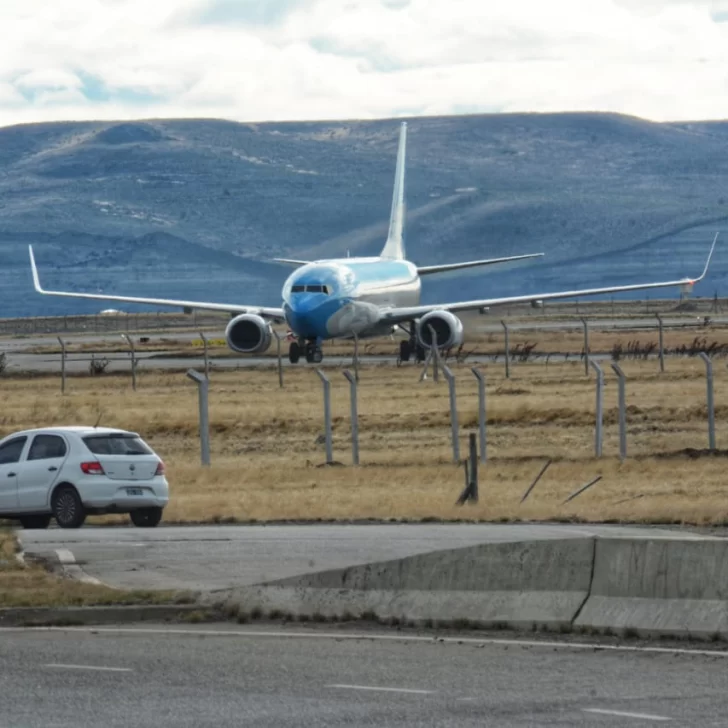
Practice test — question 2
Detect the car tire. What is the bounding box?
[51,486,87,529]
[129,507,163,528]
[18,515,52,530]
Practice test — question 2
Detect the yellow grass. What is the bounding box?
[0,529,185,607]
[1,353,728,526]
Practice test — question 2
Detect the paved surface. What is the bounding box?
[0,623,726,727]
[18,523,719,593]
[1,313,720,372]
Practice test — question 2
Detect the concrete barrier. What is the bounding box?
[208,533,728,639]
[214,538,595,630]
[574,538,728,639]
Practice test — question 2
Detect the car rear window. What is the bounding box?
[82,434,153,456]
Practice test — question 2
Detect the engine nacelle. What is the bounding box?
[416,310,464,350]
[224,314,272,354]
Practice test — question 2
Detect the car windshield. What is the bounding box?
[83,434,153,456]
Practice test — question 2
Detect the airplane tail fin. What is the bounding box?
[380,121,407,260]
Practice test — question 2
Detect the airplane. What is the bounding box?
[28,122,718,365]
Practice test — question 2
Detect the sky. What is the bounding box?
[3,0,728,128]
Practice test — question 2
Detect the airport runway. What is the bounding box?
[0,314,719,373]
[1,623,726,727]
[18,523,717,593]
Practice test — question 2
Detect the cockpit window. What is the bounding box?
[291,284,330,294]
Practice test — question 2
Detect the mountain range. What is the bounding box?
[2,111,728,318]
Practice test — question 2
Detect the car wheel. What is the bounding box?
[18,515,52,530]
[51,486,87,529]
[129,507,163,528]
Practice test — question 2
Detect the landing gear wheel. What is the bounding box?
[399,340,411,363]
[415,345,426,363]
[289,341,301,364]
[305,343,323,364]
[130,507,163,528]
[52,486,86,529]
[18,515,52,530]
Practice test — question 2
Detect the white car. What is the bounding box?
[0,426,169,529]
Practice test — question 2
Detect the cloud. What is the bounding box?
[1,0,728,127]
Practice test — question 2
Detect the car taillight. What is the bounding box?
[80,461,105,475]
[155,460,165,476]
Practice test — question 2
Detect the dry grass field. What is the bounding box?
[2,351,728,526]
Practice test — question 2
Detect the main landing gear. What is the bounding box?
[397,323,425,365]
[289,339,323,364]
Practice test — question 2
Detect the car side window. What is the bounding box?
[28,435,67,461]
[0,437,28,465]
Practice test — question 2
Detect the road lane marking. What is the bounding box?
[327,684,433,695]
[44,663,132,673]
[54,549,104,586]
[583,708,670,721]
[4,626,728,658]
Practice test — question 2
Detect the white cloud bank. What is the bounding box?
[2,0,728,127]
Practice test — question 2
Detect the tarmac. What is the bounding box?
[1,623,727,727]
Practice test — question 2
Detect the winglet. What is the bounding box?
[380,121,407,260]
[29,245,44,293]
[695,232,719,283]
[685,232,719,285]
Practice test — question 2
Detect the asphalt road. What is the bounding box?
[18,523,717,593]
[1,623,726,727]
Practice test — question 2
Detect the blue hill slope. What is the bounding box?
[1,112,728,317]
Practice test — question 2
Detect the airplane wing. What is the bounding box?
[381,234,719,324]
[417,252,544,276]
[28,246,285,321]
[271,258,311,267]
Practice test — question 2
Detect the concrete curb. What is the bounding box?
[574,538,728,639]
[208,538,595,631]
[0,604,214,627]
[208,535,728,640]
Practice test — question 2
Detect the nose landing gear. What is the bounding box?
[305,341,323,364]
[288,339,323,364]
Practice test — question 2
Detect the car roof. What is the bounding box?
[1,426,140,439]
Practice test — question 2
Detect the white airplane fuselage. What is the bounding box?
[282,257,421,341]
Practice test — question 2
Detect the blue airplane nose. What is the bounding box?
[285,294,325,338]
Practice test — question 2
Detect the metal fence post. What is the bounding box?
[315,369,334,463]
[581,317,589,376]
[57,336,66,394]
[353,333,360,383]
[122,334,137,390]
[456,433,479,504]
[272,330,284,388]
[442,365,460,462]
[590,360,604,457]
[343,370,359,465]
[610,363,627,461]
[429,326,440,383]
[468,432,478,501]
[699,352,716,451]
[656,314,665,373]
[186,369,210,466]
[199,331,210,379]
[501,321,510,379]
[420,327,439,382]
[471,367,487,463]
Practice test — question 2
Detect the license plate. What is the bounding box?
[126,488,143,496]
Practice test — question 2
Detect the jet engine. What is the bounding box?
[224,314,272,354]
[416,310,464,350]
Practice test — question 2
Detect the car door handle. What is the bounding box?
[48,466,58,472]
[7,472,15,477]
